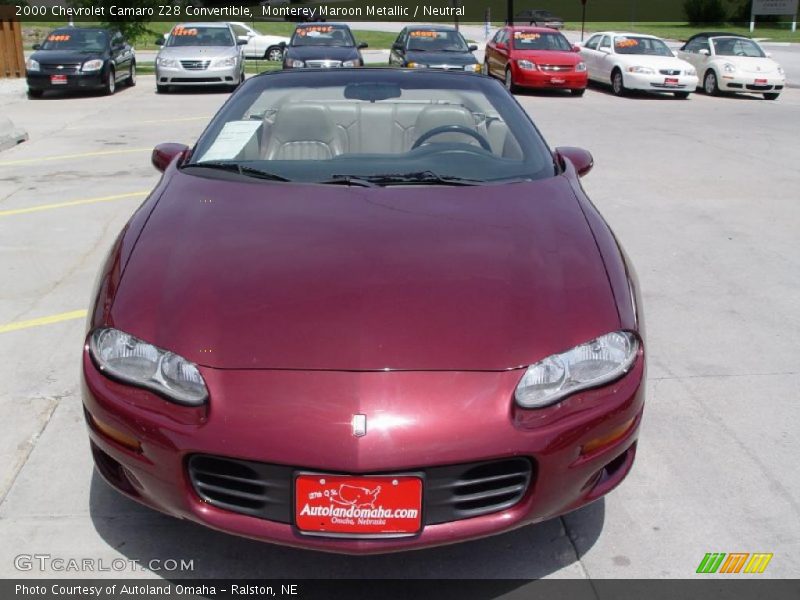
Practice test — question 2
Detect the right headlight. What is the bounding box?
[575,62,587,72]
[407,62,428,68]
[517,59,537,71]
[723,63,736,73]
[627,66,654,74]
[89,328,208,406]
[286,59,305,68]
[514,331,639,409]
[26,58,40,72]
[156,57,178,68]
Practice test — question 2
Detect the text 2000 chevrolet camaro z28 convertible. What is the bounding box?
[82,69,645,554]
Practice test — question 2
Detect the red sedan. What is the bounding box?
[82,69,644,554]
[484,26,588,95]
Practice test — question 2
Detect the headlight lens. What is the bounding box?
[89,328,208,406]
[82,59,104,72]
[342,59,357,67]
[514,331,639,409]
[26,58,40,72]
[723,63,736,73]
[157,57,178,68]
[407,62,427,68]
[287,59,305,68]
[627,66,654,74]
[685,67,697,76]
[213,56,237,68]
[465,63,481,72]
[517,59,537,70]
[777,65,785,75]
[575,62,587,72]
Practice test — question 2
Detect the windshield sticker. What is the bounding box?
[172,27,198,37]
[297,26,334,36]
[198,120,262,163]
[615,38,639,48]
[514,32,542,41]
[47,34,71,42]
[410,31,442,38]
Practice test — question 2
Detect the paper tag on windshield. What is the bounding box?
[199,120,261,162]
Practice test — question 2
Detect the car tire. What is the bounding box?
[27,89,43,99]
[571,88,586,97]
[104,66,116,96]
[674,91,690,99]
[611,68,626,96]
[505,68,518,93]
[763,92,780,101]
[703,70,719,96]
[125,62,136,87]
[156,84,169,94]
[266,46,284,62]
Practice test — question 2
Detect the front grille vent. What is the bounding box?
[181,60,211,70]
[306,60,342,68]
[660,69,681,76]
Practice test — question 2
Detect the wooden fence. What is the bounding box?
[0,7,25,79]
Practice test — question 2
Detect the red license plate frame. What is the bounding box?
[754,78,768,85]
[50,75,68,85]
[295,473,423,536]
[664,77,680,86]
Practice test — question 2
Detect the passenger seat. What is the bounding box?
[264,105,343,160]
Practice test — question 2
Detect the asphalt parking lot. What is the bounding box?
[0,74,798,580]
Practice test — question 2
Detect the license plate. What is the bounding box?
[295,474,423,535]
[550,78,566,85]
[665,77,680,86]
[50,75,67,85]
[755,79,768,85]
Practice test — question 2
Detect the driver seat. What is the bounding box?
[412,105,479,148]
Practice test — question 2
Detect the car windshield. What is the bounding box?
[512,31,571,51]
[712,38,765,57]
[40,30,107,52]
[186,70,554,185]
[166,26,234,47]
[407,30,469,52]
[614,36,673,56]
[291,25,355,47]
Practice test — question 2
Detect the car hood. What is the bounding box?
[157,46,238,60]
[405,50,478,66]
[713,55,782,74]
[110,174,620,371]
[31,49,105,64]
[287,45,360,61]
[511,49,581,64]
[618,54,694,71]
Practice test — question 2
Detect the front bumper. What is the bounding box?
[514,68,588,89]
[156,64,240,86]
[718,73,785,93]
[624,71,698,93]
[82,349,645,554]
[26,71,104,91]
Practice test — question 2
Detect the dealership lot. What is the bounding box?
[0,74,798,579]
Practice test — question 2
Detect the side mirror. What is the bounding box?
[699,49,709,56]
[32,43,41,50]
[155,38,164,46]
[357,42,368,49]
[237,39,248,45]
[278,41,287,48]
[392,43,403,51]
[556,146,594,178]
[572,45,581,52]
[152,143,189,173]
[468,44,478,52]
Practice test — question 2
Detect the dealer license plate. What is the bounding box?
[50,75,67,85]
[295,474,423,535]
[664,77,680,86]
[755,79,768,85]
[550,78,566,85]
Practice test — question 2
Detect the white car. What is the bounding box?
[580,31,698,98]
[676,33,785,100]
[228,21,289,62]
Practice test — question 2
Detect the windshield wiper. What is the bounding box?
[327,171,483,187]
[319,175,378,187]
[183,162,292,182]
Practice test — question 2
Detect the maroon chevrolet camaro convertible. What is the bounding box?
[82,69,645,553]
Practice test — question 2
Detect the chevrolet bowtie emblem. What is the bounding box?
[351,414,367,438]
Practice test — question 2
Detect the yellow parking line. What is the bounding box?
[0,191,148,218]
[0,310,87,334]
[0,148,150,167]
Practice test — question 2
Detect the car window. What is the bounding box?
[406,30,469,52]
[291,25,355,47]
[584,35,601,50]
[188,71,554,185]
[613,36,673,56]
[712,38,765,58]
[166,26,235,47]
[599,36,611,50]
[41,30,108,52]
[512,31,571,51]
[230,24,249,37]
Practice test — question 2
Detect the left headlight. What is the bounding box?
[89,328,208,406]
[26,58,40,72]
[723,62,736,73]
[213,56,237,68]
[82,59,104,72]
[517,59,537,71]
[685,67,697,76]
[575,62,587,72]
[514,331,639,409]
[464,63,481,73]
[777,65,785,75]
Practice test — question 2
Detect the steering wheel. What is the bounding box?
[412,125,493,152]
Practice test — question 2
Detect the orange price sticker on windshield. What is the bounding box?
[47,34,71,42]
[173,27,198,37]
[298,26,333,36]
[515,33,542,41]
[615,38,639,48]
[410,31,439,38]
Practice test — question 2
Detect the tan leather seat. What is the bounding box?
[265,105,343,160]
[412,105,478,147]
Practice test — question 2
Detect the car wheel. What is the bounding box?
[611,69,626,96]
[703,70,719,96]
[505,68,518,93]
[125,62,136,87]
[27,89,43,99]
[266,46,284,62]
[763,92,780,101]
[104,67,116,96]
[674,91,690,99]
[156,84,169,94]
[571,88,586,97]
